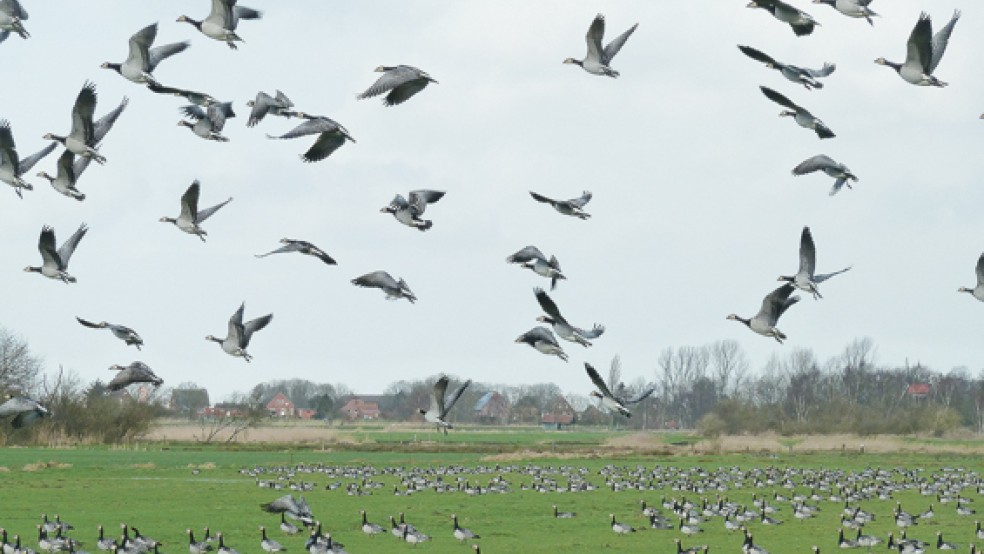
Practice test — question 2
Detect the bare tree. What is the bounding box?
[709,340,749,399]
[607,355,622,393]
[0,328,43,393]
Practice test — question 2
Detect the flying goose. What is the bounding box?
[76,317,143,349]
[506,245,565,290]
[160,180,232,241]
[451,514,479,541]
[44,82,129,164]
[0,0,28,39]
[727,283,800,343]
[812,0,877,25]
[585,362,655,417]
[534,287,604,346]
[778,227,851,299]
[747,0,819,36]
[418,376,471,433]
[876,11,959,87]
[380,190,445,231]
[760,86,835,139]
[177,0,262,50]
[0,119,56,198]
[258,528,283,553]
[610,514,635,534]
[0,393,49,428]
[357,65,437,106]
[529,190,592,219]
[206,302,273,362]
[351,271,416,303]
[564,14,638,78]
[101,23,190,86]
[792,155,857,196]
[107,362,163,391]
[36,149,90,201]
[737,45,835,90]
[359,511,383,536]
[266,114,354,162]
[178,102,234,141]
[261,494,313,521]
[147,83,217,106]
[24,223,88,283]
[958,253,984,302]
[515,326,568,361]
[247,90,302,127]
[255,239,336,265]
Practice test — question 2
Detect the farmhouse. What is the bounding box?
[266,392,295,417]
[474,391,510,424]
[340,398,381,421]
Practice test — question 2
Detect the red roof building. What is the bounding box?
[266,392,295,417]
[340,398,380,420]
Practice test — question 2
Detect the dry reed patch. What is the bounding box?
[481,450,598,462]
[132,463,156,469]
[187,462,216,470]
[22,461,72,471]
[0,466,9,472]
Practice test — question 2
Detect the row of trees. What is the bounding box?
[2,322,983,443]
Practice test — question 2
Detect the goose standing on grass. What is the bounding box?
[778,227,851,300]
[529,190,592,219]
[515,326,568,361]
[0,119,56,198]
[101,23,190,86]
[564,14,638,78]
[107,362,163,391]
[534,287,604,347]
[419,376,471,433]
[812,0,877,25]
[553,505,576,518]
[177,0,262,50]
[875,11,959,87]
[610,514,635,534]
[737,46,835,90]
[357,65,437,106]
[380,190,445,231]
[266,114,354,162]
[760,86,835,138]
[76,317,143,349]
[585,362,655,418]
[792,155,857,196]
[958,253,984,301]
[837,528,859,548]
[206,302,273,362]
[37,149,90,201]
[160,180,232,241]
[216,533,238,554]
[44,82,128,164]
[935,532,957,551]
[258,528,283,553]
[360,511,383,536]
[506,245,565,290]
[97,526,118,552]
[178,102,234,142]
[451,515,479,542]
[727,283,800,344]
[187,529,211,554]
[0,0,29,39]
[247,91,302,127]
[747,0,819,36]
[24,223,88,283]
[278,515,298,536]
[351,271,416,303]
[0,393,49,428]
[255,239,336,265]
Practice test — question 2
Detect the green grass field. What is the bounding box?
[2,441,983,553]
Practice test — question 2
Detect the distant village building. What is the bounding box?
[474,391,510,424]
[340,398,381,421]
[204,403,249,418]
[169,389,210,416]
[296,408,317,420]
[266,392,295,417]
[907,383,930,399]
[541,396,575,430]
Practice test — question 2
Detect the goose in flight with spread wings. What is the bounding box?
[529,190,592,219]
[585,363,655,418]
[255,239,336,265]
[76,317,144,349]
[351,271,416,303]
[534,287,604,347]
[958,253,984,302]
[206,302,273,362]
[727,283,800,343]
[515,326,568,361]
[792,154,857,196]
[160,180,232,241]
[738,45,835,90]
[813,0,877,26]
[0,119,56,198]
[0,0,30,40]
[107,362,163,391]
[267,114,354,162]
[24,223,88,283]
[101,22,190,86]
[177,0,262,50]
[0,393,49,429]
[37,149,91,201]
[564,14,638,77]
[506,246,565,290]
[357,65,438,106]
[418,376,471,433]
[778,226,851,300]
[44,81,128,164]
[178,102,234,142]
[380,190,446,231]
[875,10,959,87]
[761,86,835,139]
[747,0,819,36]
[247,90,302,127]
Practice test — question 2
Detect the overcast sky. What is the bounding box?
[3,0,982,401]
